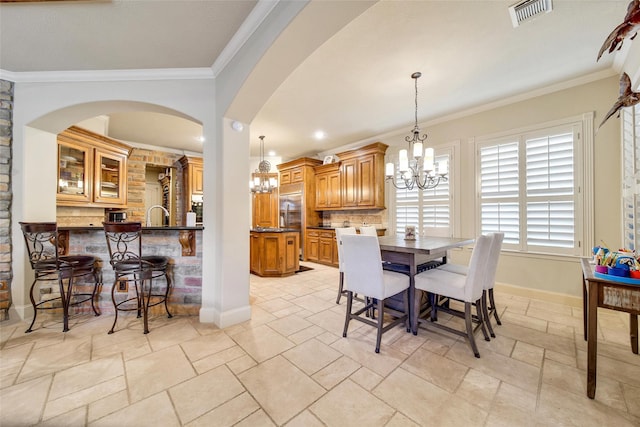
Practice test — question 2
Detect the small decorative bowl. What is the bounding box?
[608,266,629,277]
[595,265,608,274]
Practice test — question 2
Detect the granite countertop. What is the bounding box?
[250,228,299,233]
[307,225,387,231]
[59,225,204,231]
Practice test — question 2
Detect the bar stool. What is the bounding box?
[20,222,101,333]
[103,222,172,334]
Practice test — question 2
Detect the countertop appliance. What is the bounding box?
[108,211,127,222]
[279,190,303,258]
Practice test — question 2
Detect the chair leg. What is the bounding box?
[476,297,490,342]
[60,271,73,333]
[90,267,102,317]
[142,275,151,335]
[375,298,384,353]
[108,278,119,334]
[25,279,38,333]
[465,302,480,358]
[482,290,495,338]
[429,293,438,322]
[489,288,501,325]
[342,291,353,338]
[336,272,344,304]
[163,270,173,318]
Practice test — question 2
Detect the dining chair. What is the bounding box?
[413,234,492,357]
[334,226,357,304]
[439,232,504,337]
[359,226,378,236]
[103,222,172,334]
[19,222,101,333]
[340,234,410,353]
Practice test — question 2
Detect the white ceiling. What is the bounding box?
[0,0,630,159]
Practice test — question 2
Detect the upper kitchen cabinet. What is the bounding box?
[277,157,322,190]
[338,142,388,210]
[57,126,130,208]
[314,163,341,210]
[179,156,204,224]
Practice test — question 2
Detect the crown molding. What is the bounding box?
[210,0,280,77]
[317,68,619,157]
[0,67,215,83]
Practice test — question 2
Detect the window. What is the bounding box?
[622,106,640,251]
[394,150,452,237]
[477,119,587,256]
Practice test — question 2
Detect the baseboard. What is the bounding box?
[495,282,582,308]
[199,305,252,329]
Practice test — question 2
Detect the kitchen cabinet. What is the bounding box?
[252,185,279,228]
[250,230,299,277]
[279,166,304,185]
[314,163,341,210]
[338,142,387,209]
[57,126,130,208]
[305,228,338,267]
[179,156,203,225]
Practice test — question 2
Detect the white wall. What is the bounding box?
[379,75,621,300]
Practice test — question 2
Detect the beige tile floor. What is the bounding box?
[1,262,639,426]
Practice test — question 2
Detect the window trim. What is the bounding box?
[474,113,594,257]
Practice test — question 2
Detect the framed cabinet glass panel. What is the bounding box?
[94,148,127,206]
[57,141,92,204]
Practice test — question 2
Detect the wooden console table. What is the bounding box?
[581,258,639,399]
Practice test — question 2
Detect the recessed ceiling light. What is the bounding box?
[314,130,326,140]
[268,150,276,156]
[196,136,205,143]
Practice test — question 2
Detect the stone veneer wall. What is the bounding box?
[123,148,185,224]
[68,229,202,316]
[0,80,13,321]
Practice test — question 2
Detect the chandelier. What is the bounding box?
[385,72,448,190]
[250,135,277,193]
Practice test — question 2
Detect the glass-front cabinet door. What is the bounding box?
[94,148,127,205]
[57,140,92,204]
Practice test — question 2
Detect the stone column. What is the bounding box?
[0,79,13,321]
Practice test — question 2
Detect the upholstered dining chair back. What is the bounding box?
[359,226,378,237]
[340,234,409,301]
[463,234,492,303]
[334,227,357,273]
[482,232,504,291]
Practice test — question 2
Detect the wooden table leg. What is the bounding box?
[583,276,588,341]
[587,281,598,399]
[631,313,639,355]
[409,255,417,335]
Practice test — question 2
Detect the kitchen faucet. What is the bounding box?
[146,205,170,226]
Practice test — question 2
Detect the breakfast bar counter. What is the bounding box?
[58,226,204,315]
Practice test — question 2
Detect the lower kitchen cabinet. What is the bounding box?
[250,231,299,277]
[305,228,338,267]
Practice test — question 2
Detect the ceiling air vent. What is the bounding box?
[509,0,553,28]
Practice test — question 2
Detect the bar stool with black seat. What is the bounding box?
[103,222,172,334]
[20,222,101,333]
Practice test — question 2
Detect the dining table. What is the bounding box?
[377,235,475,334]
